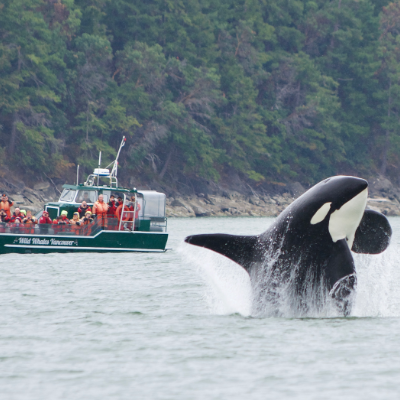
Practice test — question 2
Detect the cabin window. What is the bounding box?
[76,190,98,203]
[59,189,77,203]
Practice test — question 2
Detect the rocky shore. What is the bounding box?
[166,176,400,218]
[1,175,400,218]
[0,180,59,215]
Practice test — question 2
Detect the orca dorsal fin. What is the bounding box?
[352,209,392,254]
[184,233,259,274]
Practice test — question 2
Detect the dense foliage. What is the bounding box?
[1,0,399,188]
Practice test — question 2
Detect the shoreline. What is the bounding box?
[166,194,400,218]
[2,177,400,219]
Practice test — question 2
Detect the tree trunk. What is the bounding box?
[159,149,173,180]
[9,112,18,155]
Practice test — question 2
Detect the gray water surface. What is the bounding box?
[1,217,400,400]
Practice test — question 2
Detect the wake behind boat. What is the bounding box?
[0,137,168,254]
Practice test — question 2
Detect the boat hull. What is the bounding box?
[0,230,169,254]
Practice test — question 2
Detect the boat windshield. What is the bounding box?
[76,190,97,203]
[59,189,77,202]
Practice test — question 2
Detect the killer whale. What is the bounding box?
[185,176,392,316]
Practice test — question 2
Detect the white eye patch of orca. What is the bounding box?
[328,188,368,249]
[310,202,332,225]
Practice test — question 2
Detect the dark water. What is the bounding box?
[1,217,400,399]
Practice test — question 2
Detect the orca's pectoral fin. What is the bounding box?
[184,233,259,274]
[352,209,392,254]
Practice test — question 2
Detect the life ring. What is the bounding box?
[116,205,130,221]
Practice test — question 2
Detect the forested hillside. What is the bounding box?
[1,0,400,190]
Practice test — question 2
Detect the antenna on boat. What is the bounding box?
[106,136,126,188]
[76,165,80,185]
[97,151,102,186]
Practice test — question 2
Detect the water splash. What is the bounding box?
[181,237,400,318]
[178,243,252,316]
[353,244,400,317]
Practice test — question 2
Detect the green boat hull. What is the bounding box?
[0,230,168,254]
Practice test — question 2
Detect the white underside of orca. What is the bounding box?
[328,188,368,249]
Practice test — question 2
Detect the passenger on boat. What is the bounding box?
[127,195,141,230]
[70,212,81,226]
[10,208,23,223]
[13,216,22,225]
[81,210,94,224]
[57,214,68,225]
[108,195,117,216]
[0,209,9,232]
[93,194,108,229]
[77,191,90,203]
[116,202,130,230]
[0,194,13,217]
[23,210,37,233]
[0,209,10,223]
[24,210,37,222]
[117,196,123,206]
[23,210,37,224]
[60,210,69,223]
[81,210,94,235]
[39,211,52,224]
[70,212,81,234]
[128,195,141,219]
[77,201,91,218]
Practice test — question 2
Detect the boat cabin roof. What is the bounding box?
[62,184,135,193]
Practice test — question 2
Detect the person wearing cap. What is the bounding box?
[58,212,69,225]
[77,201,91,218]
[70,212,81,234]
[22,210,37,233]
[59,210,69,224]
[0,194,13,218]
[39,210,52,224]
[81,210,94,225]
[70,212,81,225]
[18,210,26,226]
[92,194,109,229]
[80,210,94,235]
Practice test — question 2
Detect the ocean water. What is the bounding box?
[1,217,400,400]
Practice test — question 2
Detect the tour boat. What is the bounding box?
[0,137,169,254]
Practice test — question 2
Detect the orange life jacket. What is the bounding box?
[93,200,108,216]
[1,200,13,217]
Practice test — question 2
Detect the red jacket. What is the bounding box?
[39,216,53,224]
[107,201,117,216]
[77,206,91,218]
[10,213,23,223]
[0,215,10,223]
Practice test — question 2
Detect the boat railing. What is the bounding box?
[0,212,167,236]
